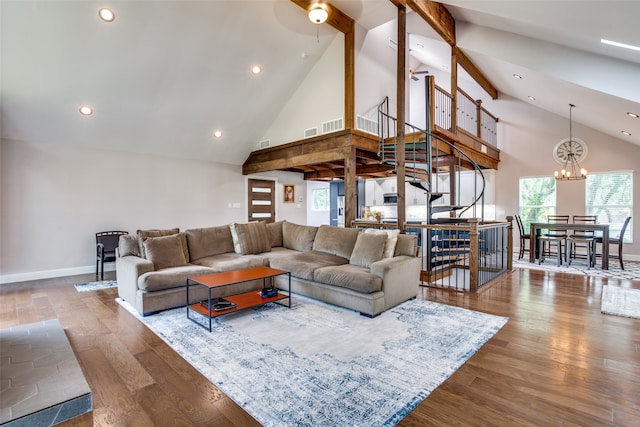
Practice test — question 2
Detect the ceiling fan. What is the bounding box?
[409,69,429,81]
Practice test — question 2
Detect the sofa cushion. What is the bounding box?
[137,265,216,292]
[137,228,182,259]
[185,225,235,261]
[143,234,188,270]
[395,234,419,257]
[364,228,400,258]
[350,232,387,268]
[267,220,284,247]
[269,250,347,281]
[312,225,360,259]
[190,252,268,271]
[282,222,318,252]
[314,264,383,294]
[232,222,271,255]
[119,234,139,257]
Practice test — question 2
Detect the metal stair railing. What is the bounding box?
[376,96,485,223]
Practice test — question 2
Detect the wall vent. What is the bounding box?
[322,118,343,134]
[304,127,318,138]
[356,115,378,135]
[388,38,398,51]
[259,139,270,148]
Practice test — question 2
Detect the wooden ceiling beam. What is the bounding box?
[455,47,498,100]
[406,0,455,46]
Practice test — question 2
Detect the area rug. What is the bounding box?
[601,285,640,319]
[513,256,640,282]
[74,280,117,292]
[117,296,508,426]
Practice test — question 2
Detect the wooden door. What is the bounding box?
[247,179,276,223]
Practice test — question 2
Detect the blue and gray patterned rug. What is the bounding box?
[118,295,507,426]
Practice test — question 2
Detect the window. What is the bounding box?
[586,171,633,243]
[519,177,556,231]
[312,188,330,211]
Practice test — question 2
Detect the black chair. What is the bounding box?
[514,215,530,260]
[96,231,128,280]
[596,216,631,270]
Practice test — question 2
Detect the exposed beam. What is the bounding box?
[455,46,498,100]
[396,4,407,233]
[407,0,455,46]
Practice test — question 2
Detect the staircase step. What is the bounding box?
[432,205,466,213]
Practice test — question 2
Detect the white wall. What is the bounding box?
[0,139,308,283]
[260,34,344,146]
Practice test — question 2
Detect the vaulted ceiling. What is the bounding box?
[2,1,639,166]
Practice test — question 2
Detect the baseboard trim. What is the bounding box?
[0,264,115,285]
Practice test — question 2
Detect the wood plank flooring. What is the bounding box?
[1,268,639,426]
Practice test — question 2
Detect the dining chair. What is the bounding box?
[595,216,632,270]
[566,215,597,269]
[538,215,569,266]
[96,231,128,280]
[514,214,530,260]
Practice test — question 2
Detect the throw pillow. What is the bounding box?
[267,220,285,248]
[282,222,318,252]
[137,228,180,259]
[232,221,271,255]
[118,234,139,257]
[143,234,188,270]
[395,234,418,257]
[364,228,400,258]
[349,233,387,268]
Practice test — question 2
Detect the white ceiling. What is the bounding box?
[2,0,639,166]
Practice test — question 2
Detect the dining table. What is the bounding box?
[528,222,610,269]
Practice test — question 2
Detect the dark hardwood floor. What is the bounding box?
[1,268,639,426]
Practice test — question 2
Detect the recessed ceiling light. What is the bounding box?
[79,106,93,116]
[621,130,632,136]
[213,130,223,138]
[416,43,424,49]
[251,65,262,75]
[513,73,522,79]
[627,112,639,118]
[601,39,640,52]
[528,96,536,101]
[98,8,115,22]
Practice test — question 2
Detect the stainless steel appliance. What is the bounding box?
[383,193,397,205]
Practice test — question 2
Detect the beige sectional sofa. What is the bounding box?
[116,221,420,317]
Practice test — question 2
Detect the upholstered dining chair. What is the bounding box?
[596,216,632,270]
[514,215,530,260]
[538,215,569,266]
[96,231,128,280]
[566,215,597,269]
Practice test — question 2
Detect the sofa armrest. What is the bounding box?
[116,256,154,304]
[370,255,421,308]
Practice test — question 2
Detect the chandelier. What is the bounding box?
[554,103,587,180]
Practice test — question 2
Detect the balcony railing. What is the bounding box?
[434,85,498,147]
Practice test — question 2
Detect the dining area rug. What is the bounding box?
[601,285,640,319]
[117,295,508,426]
[512,256,640,282]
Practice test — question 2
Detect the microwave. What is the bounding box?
[383,193,397,205]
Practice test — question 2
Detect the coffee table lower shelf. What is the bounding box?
[186,267,291,331]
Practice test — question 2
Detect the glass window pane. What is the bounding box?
[519,177,556,231]
[585,171,633,243]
